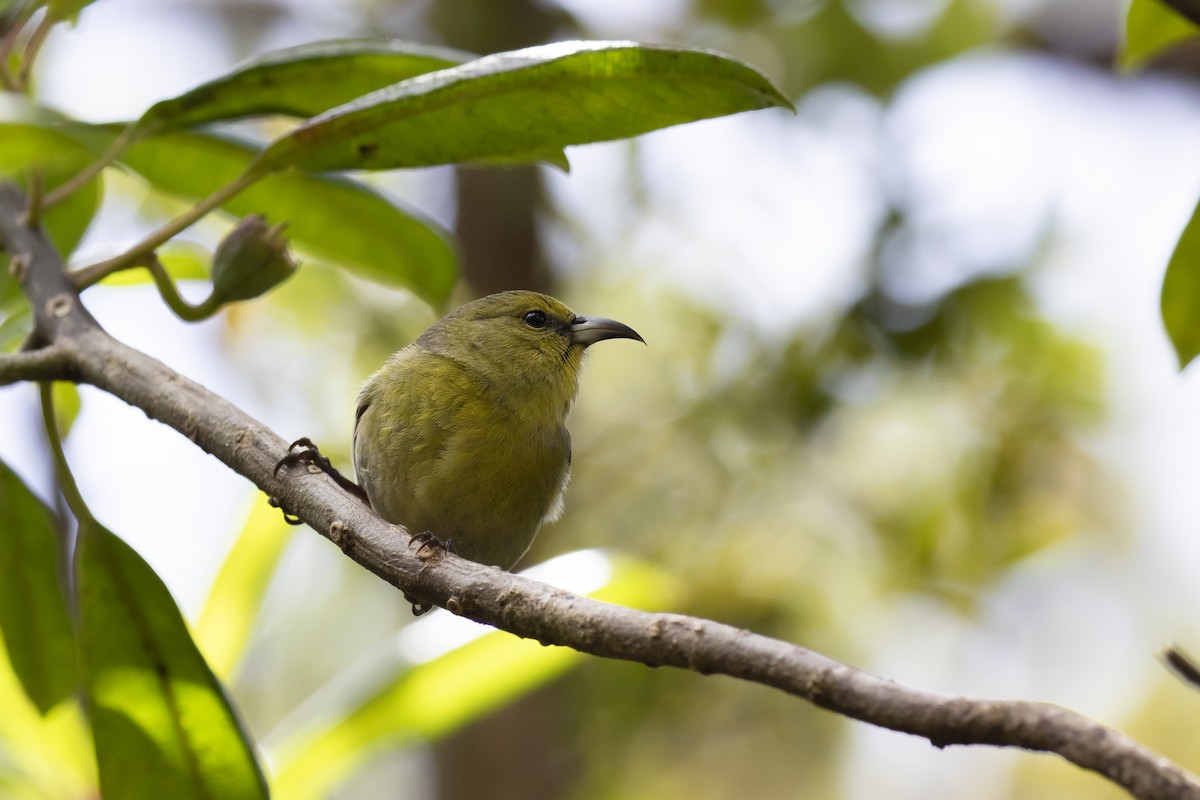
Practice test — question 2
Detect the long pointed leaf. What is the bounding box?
[76,521,268,800]
[0,122,102,259]
[0,635,95,798]
[1162,192,1200,367]
[112,128,457,305]
[1121,0,1200,71]
[138,39,473,135]
[274,629,576,800]
[270,553,678,800]
[195,496,297,681]
[0,459,75,714]
[253,41,794,173]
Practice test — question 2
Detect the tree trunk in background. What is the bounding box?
[454,166,549,296]
[422,3,581,799]
[430,684,580,800]
[428,0,576,297]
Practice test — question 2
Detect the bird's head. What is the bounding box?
[418,290,644,413]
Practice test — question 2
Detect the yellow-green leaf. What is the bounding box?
[1162,192,1200,367]
[270,553,679,800]
[46,0,99,23]
[51,382,81,440]
[0,251,30,351]
[76,521,268,800]
[138,39,473,135]
[0,459,75,714]
[254,41,794,173]
[0,122,101,259]
[1121,0,1200,71]
[111,129,457,305]
[195,496,297,681]
[0,634,95,798]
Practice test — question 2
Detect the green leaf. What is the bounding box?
[1121,0,1200,71]
[1162,192,1200,367]
[0,459,75,715]
[195,497,297,681]
[76,521,268,800]
[0,122,102,259]
[138,39,473,135]
[253,41,795,173]
[0,633,96,797]
[270,553,679,799]
[274,627,577,800]
[0,254,30,352]
[47,0,99,23]
[113,129,457,305]
[0,305,31,351]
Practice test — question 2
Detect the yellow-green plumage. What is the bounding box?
[353,291,642,569]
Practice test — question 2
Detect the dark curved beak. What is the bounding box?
[569,315,645,347]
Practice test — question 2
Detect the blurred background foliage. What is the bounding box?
[5,0,1200,799]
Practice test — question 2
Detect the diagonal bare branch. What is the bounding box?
[1,182,1198,800]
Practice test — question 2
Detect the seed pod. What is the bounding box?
[209,215,297,305]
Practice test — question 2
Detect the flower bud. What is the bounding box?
[209,215,297,305]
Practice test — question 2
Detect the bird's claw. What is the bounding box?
[274,436,330,477]
[407,596,434,616]
[274,436,371,504]
[404,532,453,615]
[409,530,454,559]
[267,495,303,526]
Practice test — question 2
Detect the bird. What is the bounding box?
[351,290,643,574]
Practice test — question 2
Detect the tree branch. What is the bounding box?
[2,183,1198,800]
[0,342,73,385]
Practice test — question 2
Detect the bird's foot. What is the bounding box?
[409,530,455,558]
[274,437,370,504]
[405,593,434,616]
[266,495,303,526]
[404,532,455,615]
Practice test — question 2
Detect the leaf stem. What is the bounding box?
[43,123,140,210]
[0,3,35,91]
[71,168,263,290]
[20,169,42,229]
[39,380,93,525]
[14,8,54,92]
[142,253,219,322]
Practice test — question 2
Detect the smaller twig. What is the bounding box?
[39,379,93,524]
[0,343,72,385]
[0,3,35,91]
[20,170,43,229]
[1164,646,1200,690]
[70,249,139,290]
[13,7,53,92]
[73,169,263,287]
[43,123,139,210]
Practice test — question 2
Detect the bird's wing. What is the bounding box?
[352,347,478,523]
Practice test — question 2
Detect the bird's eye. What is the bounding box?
[522,310,548,329]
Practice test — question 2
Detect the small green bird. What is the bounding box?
[352,290,643,571]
